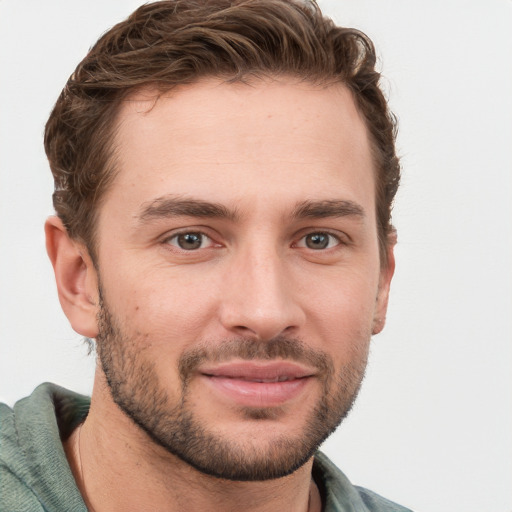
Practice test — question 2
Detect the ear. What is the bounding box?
[372,232,397,335]
[45,216,99,338]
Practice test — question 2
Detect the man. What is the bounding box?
[0,0,410,510]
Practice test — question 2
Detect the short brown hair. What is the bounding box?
[44,0,400,264]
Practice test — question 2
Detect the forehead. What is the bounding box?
[106,78,375,218]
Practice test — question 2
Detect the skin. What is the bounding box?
[46,77,395,512]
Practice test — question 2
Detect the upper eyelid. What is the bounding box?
[162,231,218,253]
[294,228,349,244]
[158,227,350,246]
[160,227,217,241]
[167,231,210,240]
[294,232,342,247]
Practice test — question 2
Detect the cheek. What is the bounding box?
[101,264,220,348]
[306,264,379,312]
[302,270,378,351]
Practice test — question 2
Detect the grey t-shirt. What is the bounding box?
[0,383,413,511]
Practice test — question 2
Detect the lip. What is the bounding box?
[199,361,316,408]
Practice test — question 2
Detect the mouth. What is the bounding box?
[216,375,297,383]
[198,361,316,408]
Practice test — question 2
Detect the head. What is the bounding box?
[45,0,399,482]
[44,0,399,267]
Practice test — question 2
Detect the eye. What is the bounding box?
[297,232,340,250]
[166,232,213,251]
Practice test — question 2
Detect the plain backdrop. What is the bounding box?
[0,1,511,511]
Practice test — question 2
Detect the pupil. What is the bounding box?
[306,233,329,250]
[178,233,202,250]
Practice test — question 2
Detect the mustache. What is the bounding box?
[178,336,333,383]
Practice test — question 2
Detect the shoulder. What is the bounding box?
[0,401,45,511]
[354,486,414,512]
[0,383,90,512]
[0,464,46,512]
[313,451,415,512]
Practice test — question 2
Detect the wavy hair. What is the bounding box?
[44,0,400,264]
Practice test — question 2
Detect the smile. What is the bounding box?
[223,375,296,383]
[198,361,316,408]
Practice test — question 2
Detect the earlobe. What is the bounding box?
[372,236,397,335]
[45,216,99,338]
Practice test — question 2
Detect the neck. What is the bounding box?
[64,376,322,512]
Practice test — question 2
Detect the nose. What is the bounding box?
[218,246,305,341]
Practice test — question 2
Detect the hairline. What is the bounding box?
[78,74,393,268]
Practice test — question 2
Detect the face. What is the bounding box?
[92,78,393,480]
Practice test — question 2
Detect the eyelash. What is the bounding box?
[293,231,343,250]
[164,231,217,251]
[162,229,345,252]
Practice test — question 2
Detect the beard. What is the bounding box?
[95,294,370,482]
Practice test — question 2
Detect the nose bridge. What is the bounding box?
[219,238,304,339]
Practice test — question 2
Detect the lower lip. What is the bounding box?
[202,375,311,408]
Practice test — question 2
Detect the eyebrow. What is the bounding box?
[137,196,239,223]
[292,199,365,220]
[137,196,365,224]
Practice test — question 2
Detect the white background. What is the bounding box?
[0,1,510,511]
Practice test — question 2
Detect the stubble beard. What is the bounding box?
[95,295,370,481]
